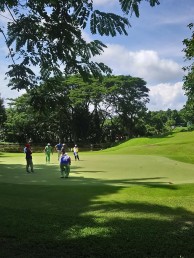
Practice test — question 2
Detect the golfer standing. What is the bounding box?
[59,151,71,178]
[24,143,34,173]
[61,143,67,153]
[73,144,79,161]
[44,143,53,163]
[55,141,62,161]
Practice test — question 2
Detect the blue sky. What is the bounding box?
[0,0,193,110]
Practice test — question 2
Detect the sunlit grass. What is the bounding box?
[1,132,194,257]
[101,131,194,164]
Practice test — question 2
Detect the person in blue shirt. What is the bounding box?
[59,150,71,178]
[55,141,62,161]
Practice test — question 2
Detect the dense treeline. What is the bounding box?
[0,75,189,145]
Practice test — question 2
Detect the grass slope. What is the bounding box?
[1,132,194,257]
[102,131,194,164]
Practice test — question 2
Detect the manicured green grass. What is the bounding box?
[102,131,194,164]
[1,132,194,257]
[1,182,194,257]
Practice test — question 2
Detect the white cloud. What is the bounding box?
[127,50,183,83]
[147,82,187,111]
[93,0,117,7]
[94,44,184,84]
[0,38,187,110]
[92,43,187,110]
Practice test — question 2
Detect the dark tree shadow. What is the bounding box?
[0,163,194,257]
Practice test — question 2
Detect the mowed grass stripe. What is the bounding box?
[0,152,194,185]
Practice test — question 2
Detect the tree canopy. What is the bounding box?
[0,0,160,90]
[0,95,6,125]
[2,74,188,144]
[183,23,194,98]
[2,75,151,143]
[182,23,194,122]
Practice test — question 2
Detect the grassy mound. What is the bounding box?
[102,131,194,164]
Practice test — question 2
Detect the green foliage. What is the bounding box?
[91,11,129,36]
[0,0,19,11]
[183,23,194,102]
[0,96,7,141]
[183,23,194,61]
[4,95,36,142]
[119,0,160,16]
[103,130,194,164]
[0,0,160,90]
[144,109,186,136]
[103,75,149,137]
[2,75,188,143]
[0,95,6,125]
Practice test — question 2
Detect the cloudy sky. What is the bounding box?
[0,0,193,110]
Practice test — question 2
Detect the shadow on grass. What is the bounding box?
[0,164,194,257]
[0,163,177,190]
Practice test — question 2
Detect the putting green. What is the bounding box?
[0,152,194,185]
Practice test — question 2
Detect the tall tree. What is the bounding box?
[4,94,35,142]
[182,23,194,125]
[183,23,194,99]
[0,95,6,125]
[0,0,160,90]
[63,75,105,142]
[29,77,73,142]
[103,75,149,137]
[0,95,7,141]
